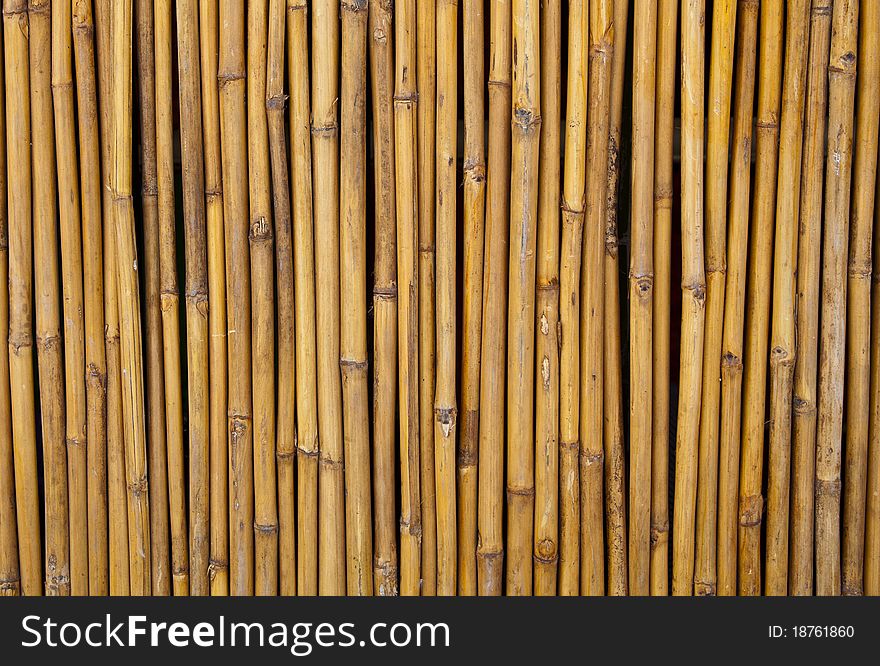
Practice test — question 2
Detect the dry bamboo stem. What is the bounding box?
[868,59,880,599]
[630,0,657,597]
[393,0,422,597]
[815,0,859,597]
[694,0,736,598]
[312,0,345,595]
[416,0,437,596]
[716,0,758,597]
[267,0,295,597]
[789,0,831,597]
[842,0,877,597]
[581,0,613,596]
[30,0,70,596]
[672,0,707,597]
[287,0,318,597]
[339,0,372,597]
[201,0,229,597]
[4,0,41,596]
[154,0,188,597]
[219,0,254,596]
[603,0,628,597]
[650,0,676,597]
[737,0,784,597]
[368,0,399,597]
[458,0,486,598]
[558,0,586,597]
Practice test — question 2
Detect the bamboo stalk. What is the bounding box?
[650,0,676,597]
[154,0,188,597]
[312,0,345,595]
[737,0,784,597]
[368,0,399,597]
[201,0,229,597]
[789,0,831,597]
[219,0,254,596]
[287,0,318,597]
[416,0,437,596]
[557,0,587,597]
[4,0,41,596]
[630,0,658,597]
[868,58,880,599]
[267,0,294,597]
[815,0,859,597]
[716,0,758,597]
[603,0,629,597]
[458,0,486,598]
[393,0,422,597]
[693,0,736,598]
[339,0,372,597]
[842,0,877,597]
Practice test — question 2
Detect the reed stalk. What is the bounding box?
[815,0,859,597]
[368,0,399,597]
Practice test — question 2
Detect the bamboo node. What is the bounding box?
[267,93,289,111]
[535,538,558,563]
[815,478,841,499]
[374,558,399,596]
[128,475,149,498]
[650,521,669,546]
[841,583,863,597]
[341,0,368,12]
[0,577,21,594]
[462,159,486,183]
[311,122,338,137]
[254,522,279,535]
[205,187,223,202]
[435,406,457,438]
[249,216,273,243]
[792,395,816,416]
[35,332,61,352]
[66,435,86,450]
[512,106,542,132]
[287,1,308,12]
[374,285,398,300]
[682,280,706,304]
[811,2,832,16]
[654,186,674,209]
[770,345,793,367]
[208,559,229,578]
[393,92,418,104]
[632,273,654,297]
[487,79,512,90]
[8,330,33,353]
[507,485,535,499]
[694,580,717,596]
[580,449,604,466]
[738,494,764,527]
[721,351,742,372]
[340,357,368,372]
[559,439,579,452]
[847,265,871,280]
[320,453,344,471]
[217,71,246,89]
[399,517,423,539]
[276,448,296,461]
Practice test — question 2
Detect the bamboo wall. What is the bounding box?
[0,0,878,596]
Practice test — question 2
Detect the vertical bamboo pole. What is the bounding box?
[789,0,831,597]
[393,0,422,597]
[154,0,188,597]
[219,0,254,596]
[201,0,229,597]
[737,0,784,597]
[312,0,345,595]
[369,0,399,597]
[339,0,372,597]
[477,0,511,597]
[815,0,859,597]
[867,72,880,599]
[267,0,295,597]
[716,0,758,597]
[458,0,486,598]
[558,0,586,597]
[287,0,318,597]
[4,0,41,596]
[416,0,437,596]
[842,0,877,597]
[630,0,657,597]
[651,0,676,597]
[694,0,736,598]
[603,0,628,597]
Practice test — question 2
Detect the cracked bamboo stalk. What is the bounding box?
[458,0,486,598]
[558,0,586,597]
[268,0,295,597]
[737,0,784,597]
[867,52,880,599]
[31,0,70,597]
[842,0,877,597]
[178,0,211,596]
[154,0,188,597]
[789,0,831,597]
[694,0,736,598]
[476,0,510,597]
[287,0,318,597]
[135,0,170,596]
[219,0,254,596]
[201,0,229,597]
[651,0,676,597]
[672,0,706,597]
[53,0,88,596]
[716,0,758,597]
[603,0,628,597]
[533,0,559,597]
[369,0,398,598]
[815,0,859,597]
[393,0,422,597]
[339,0,372,597]
[417,0,437,596]
[630,0,657,597]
